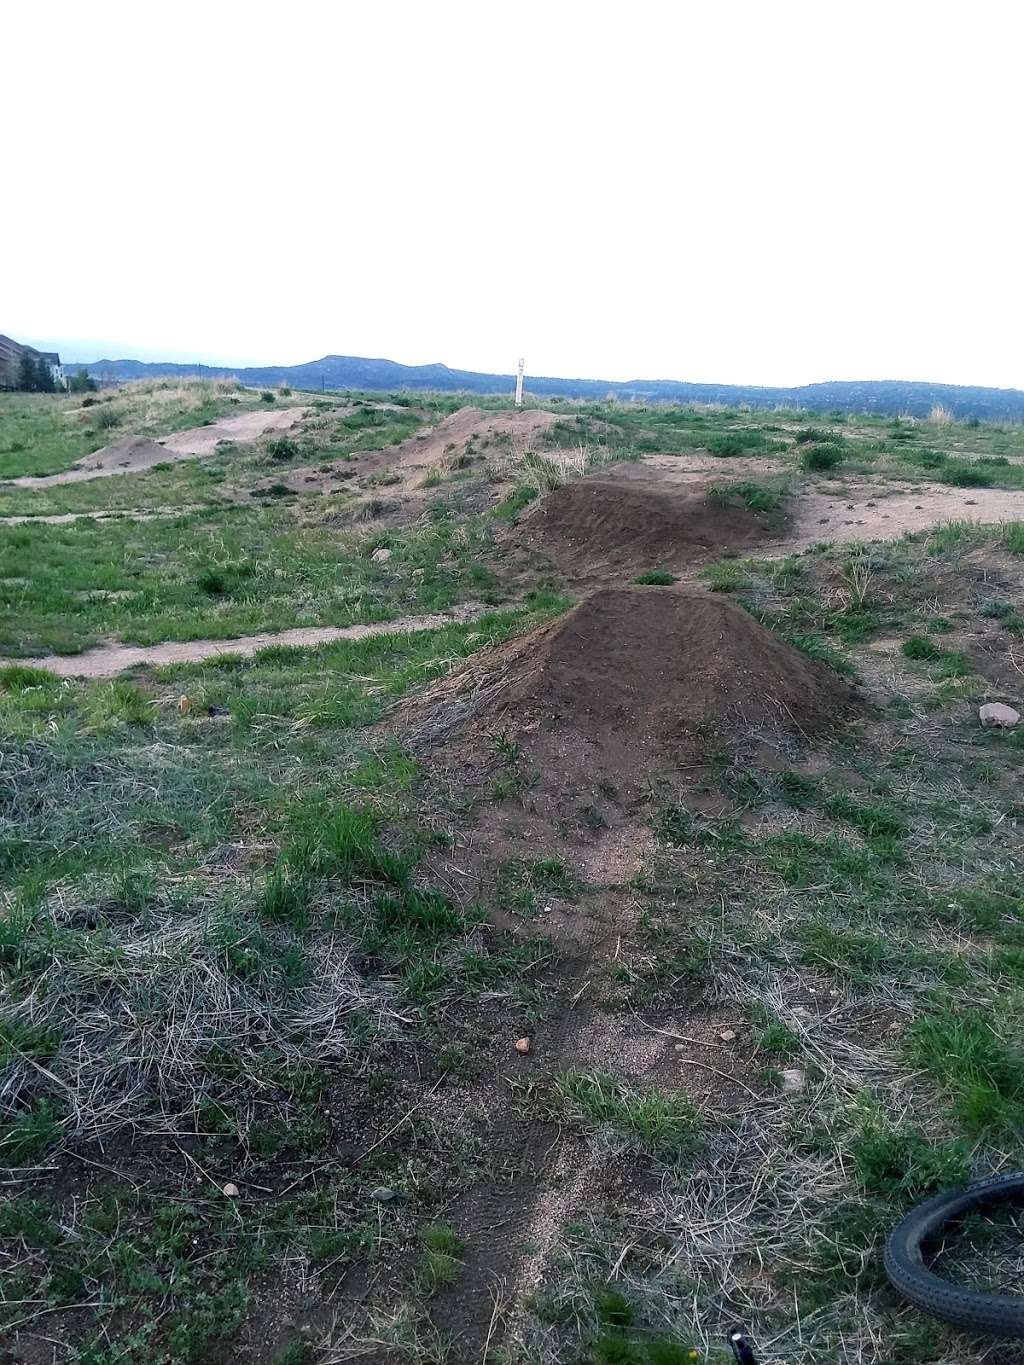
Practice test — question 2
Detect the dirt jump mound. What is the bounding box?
[514,477,784,573]
[410,588,859,790]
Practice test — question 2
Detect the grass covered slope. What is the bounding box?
[3,384,1024,1364]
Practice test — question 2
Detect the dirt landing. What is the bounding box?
[7,603,487,679]
[510,476,784,575]
[633,454,1024,551]
[787,484,1024,550]
[8,437,176,488]
[158,405,309,457]
[6,408,310,488]
[408,588,859,795]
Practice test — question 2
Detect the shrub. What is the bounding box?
[902,635,941,660]
[794,427,831,445]
[265,436,299,461]
[633,570,676,585]
[706,431,769,458]
[92,405,121,431]
[709,480,785,514]
[942,461,994,488]
[260,391,276,404]
[905,448,946,470]
[800,442,846,472]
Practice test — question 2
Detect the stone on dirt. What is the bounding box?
[780,1068,806,1095]
[371,547,391,563]
[980,702,1020,728]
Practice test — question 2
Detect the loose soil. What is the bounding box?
[510,476,785,575]
[407,587,860,801]
[5,603,488,678]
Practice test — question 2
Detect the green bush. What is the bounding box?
[633,570,676,585]
[259,390,276,404]
[902,635,941,660]
[706,431,769,458]
[942,461,994,488]
[800,442,846,472]
[266,436,299,461]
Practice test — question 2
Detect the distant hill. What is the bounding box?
[62,354,1024,421]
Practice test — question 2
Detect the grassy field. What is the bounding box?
[0,505,501,656]
[3,382,1024,1364]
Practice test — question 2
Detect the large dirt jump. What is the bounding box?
[408,586,860,793]
[6,407,310,488]
[274,405,564,497]
[509,475,784,575]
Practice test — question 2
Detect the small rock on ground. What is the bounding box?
[980,702,1020,729]
[371,547,391,563]
[780,1068,806,1095]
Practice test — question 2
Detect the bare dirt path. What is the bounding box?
[0,506,203,526]
[7,603,488,679]
[5,407,310,488]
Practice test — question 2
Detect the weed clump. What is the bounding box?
[800,441,846,472]
[633,570,676,585]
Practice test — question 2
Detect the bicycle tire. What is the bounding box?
[884,1171,1024,1336]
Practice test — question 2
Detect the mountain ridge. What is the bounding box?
[61,353,1024,420]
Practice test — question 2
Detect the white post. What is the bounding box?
[514,358,525,408]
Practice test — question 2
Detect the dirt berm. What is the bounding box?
[407,587,860,795]
[512,477,784,573]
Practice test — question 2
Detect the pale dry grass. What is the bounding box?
[0,881,402,1148]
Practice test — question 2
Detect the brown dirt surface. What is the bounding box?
[509,476,784,575]
[405,587,861,795]
[6,603,487,678]
[634,452,1024,550]
[158,405,310,457]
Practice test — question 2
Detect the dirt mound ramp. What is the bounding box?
[515,478,783,572]
[8,436,173,488]
[410,588,858,783]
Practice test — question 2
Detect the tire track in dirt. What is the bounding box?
[0,506,203,525]
[2,603,489,678]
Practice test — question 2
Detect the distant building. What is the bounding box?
[0,334,66,390]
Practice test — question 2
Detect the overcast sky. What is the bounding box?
[6,1,1022,387]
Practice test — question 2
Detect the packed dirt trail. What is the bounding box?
[5,407,310,488]
[0,506,202,525]
[6,603,488,679]
[390,587,846,1358]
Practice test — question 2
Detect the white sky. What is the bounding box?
[5,1,1023,387]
